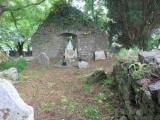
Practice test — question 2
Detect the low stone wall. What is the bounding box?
[113,62,160,120]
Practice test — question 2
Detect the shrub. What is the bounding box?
[129,62,152,80]
[116,47,140,61]
[0,57,27,72]
[117,48,128,59]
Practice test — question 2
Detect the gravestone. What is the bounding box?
[0,68,18,81]
[78,61,88,69]
[94,50,106,60]
[0,79,34,120]
[37,52,50,65]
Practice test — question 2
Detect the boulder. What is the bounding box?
[138,50,160,63]
[136,78,151,87]
[149,81,160,91]
[154,57,160,65]
[0,68,18,81]
[78,61,88,69]
[94,50,106,60]
[37,52,50,65]
[0,79,34,120]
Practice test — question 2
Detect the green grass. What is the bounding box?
[95,92,113,102]
[0,57,27,72]
[60,96,79,114]
[83,83,93,92]
[83,105,101,120]
[39,101,55,113]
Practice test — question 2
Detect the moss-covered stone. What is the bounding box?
[113,62,160,120]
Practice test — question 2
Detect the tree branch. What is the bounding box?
[0,5,7,16]
[0,0,46,16]
[10,11,18,29]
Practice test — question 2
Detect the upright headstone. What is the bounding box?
[37,52,50,65]
[95,50,106,60]
[0,79,34,120]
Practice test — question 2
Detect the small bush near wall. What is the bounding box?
[0,57,27,72]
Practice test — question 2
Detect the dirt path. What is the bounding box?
[15,59,120,120]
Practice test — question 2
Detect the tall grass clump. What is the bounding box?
[0,57,27,72]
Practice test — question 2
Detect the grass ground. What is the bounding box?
[15,58,121,120]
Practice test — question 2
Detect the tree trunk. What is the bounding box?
[17,42,24,56]
[91,0,95,22]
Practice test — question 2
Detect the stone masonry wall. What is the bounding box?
[31,20,108,60]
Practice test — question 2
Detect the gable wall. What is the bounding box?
[31,21,108,60]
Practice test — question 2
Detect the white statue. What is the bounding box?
[66,40,73,50]
[65,39,77,60]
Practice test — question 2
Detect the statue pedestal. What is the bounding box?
[65,49,77,60]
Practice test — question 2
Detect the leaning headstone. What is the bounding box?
[95,50,106,60]
[0,79,34,120]
[0,68,18,81]
[37,52,50,65]
[78,61,88,69]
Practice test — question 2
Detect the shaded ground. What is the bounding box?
[15,58,121,120]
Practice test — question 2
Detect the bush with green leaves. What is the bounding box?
[117,48,128,59]
[129,62,152,80]
[0,57,27,72]
[116,47,140,61]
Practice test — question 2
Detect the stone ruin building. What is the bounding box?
[31,3,108,61]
